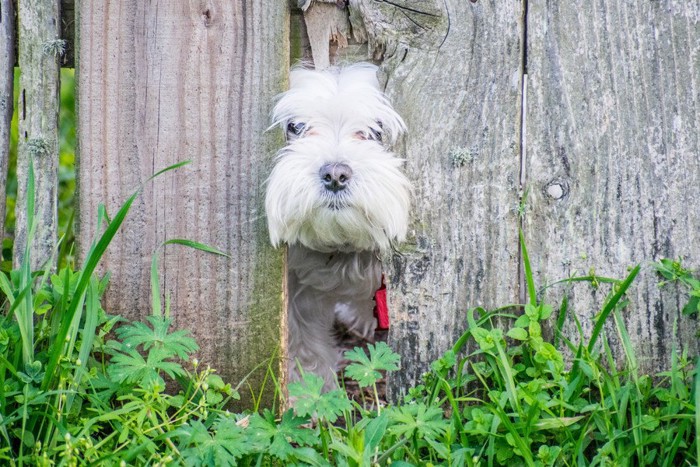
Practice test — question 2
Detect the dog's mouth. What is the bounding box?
[325,199,348,211]
[320,191,350,211]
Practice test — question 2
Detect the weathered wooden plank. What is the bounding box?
[525,1,700,370]
[2,0,73,68]
[353,0,524,399]
[0,0,14,240]
[76,1,288,406]
[15,0,61,269]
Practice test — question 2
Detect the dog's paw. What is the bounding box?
[334,301,377,340]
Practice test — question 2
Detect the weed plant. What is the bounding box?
[0,163,697,464]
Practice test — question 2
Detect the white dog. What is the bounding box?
[265,63,410,391]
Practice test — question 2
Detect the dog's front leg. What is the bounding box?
[287,262,342,391]
[287,246,382,391]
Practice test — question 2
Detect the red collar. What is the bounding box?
[373,274,389,330]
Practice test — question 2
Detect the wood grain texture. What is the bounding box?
[525,1,700,370]
[353,0,524,399]
[76,1,288,406]
[0,0,14,240]
[15,0,61,269]
[291,5,369,68]
[303,2,350,69]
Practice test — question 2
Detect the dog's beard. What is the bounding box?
[265,138,410,253]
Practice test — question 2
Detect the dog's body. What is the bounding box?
[265,64,409,390]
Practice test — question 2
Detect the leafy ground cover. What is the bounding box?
[0,70,697,466]
[0,171,696,464]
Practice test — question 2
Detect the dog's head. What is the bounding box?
[265,63,410,253]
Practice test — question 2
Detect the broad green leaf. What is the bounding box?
[532,416,584,431]
[288,374,352,423]
[507,328,528,341]
[386,403,449,441]
[344,341,400,387]
[364,412,388,452]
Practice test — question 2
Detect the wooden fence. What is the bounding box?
[1,0,698,405]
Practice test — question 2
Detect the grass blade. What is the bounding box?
[495,340,521,415]
[540,274,620,292]
[587,265,640,354]
[554,294,568,349]
[150,250,163,318]
[147,160,191,182]
[519,229,537,307]
[0,271,15,305]
[160,239,229,257]
[64,275,100,414]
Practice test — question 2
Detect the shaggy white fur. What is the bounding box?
[265,63,410,391]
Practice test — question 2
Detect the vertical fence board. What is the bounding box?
[354,0,524,398]
[76,1,288,406]
[525,1,700,370]
[15,0,61,269]
[0,0,14,240]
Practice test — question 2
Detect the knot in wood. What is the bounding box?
[202,9,212,27]
[544,179,569,200]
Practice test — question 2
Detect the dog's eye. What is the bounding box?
[286,121,306,137]
[369,128,382,142]
[354,128,383,142]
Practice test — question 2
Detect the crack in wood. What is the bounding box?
[517,0,529,305]
[377,0,438,17]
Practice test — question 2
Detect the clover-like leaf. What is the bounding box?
[539,303,554,320]
[17,360,45,384]
[115,316,198,359]
[250,409,318,461]
[344,341,400,387]
[288,374,352,423]
[107,345,186,387]
[175,417,266,466]
[386,403,449,442]
[472,327,503,353]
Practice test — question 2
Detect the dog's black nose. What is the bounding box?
[319,163,353,193]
